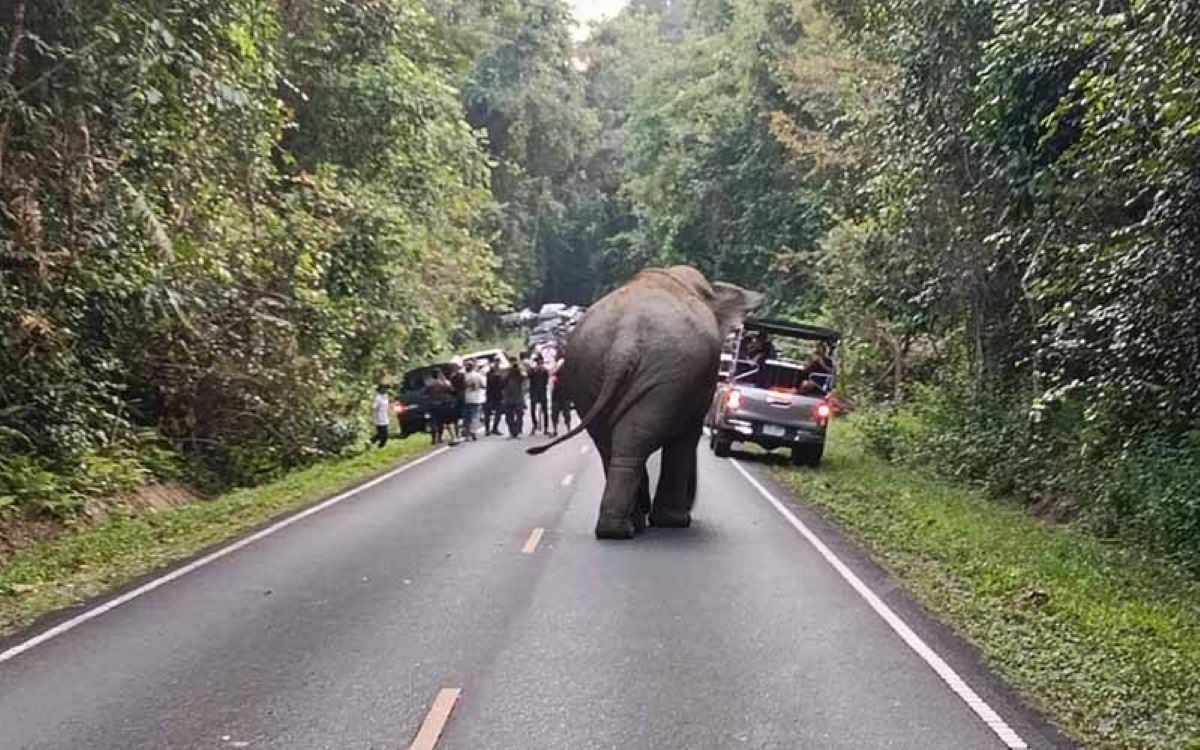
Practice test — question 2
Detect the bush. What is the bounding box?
[857,387,1200,570]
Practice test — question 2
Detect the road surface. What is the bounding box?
[0,435,1071,749]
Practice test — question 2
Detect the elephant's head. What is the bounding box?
[654,265,764,336]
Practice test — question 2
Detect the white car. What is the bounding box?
[460,348,510,373]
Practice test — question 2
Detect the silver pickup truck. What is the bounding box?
[706,319,839,466]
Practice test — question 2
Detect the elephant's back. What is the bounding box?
[562,275,722,422]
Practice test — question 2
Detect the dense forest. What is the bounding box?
[2,0,1198,564]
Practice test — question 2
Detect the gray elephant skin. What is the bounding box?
[528,266,762,539]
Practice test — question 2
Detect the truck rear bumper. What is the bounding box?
[715,417,825,448]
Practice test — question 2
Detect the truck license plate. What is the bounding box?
[763,424,786,437]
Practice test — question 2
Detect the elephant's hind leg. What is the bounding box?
[595,438,649,536]
[595,455,649,539]
[650,428,701,528]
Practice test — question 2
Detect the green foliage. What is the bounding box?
[0,0,506,513]
[857,392,1200,570]
[792,0,1200,566]
[613,0,829,310]
[462,0,600,303]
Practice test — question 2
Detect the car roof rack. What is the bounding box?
[742,318,841,343]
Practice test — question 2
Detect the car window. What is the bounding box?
[402,365,444,391]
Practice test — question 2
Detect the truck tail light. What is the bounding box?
[726,389,743,410]
[813,402,832,423]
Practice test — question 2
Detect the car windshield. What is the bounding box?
[402,365,445,391]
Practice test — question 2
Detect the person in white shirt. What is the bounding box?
[371,383,392,448]
[462,361,487,441]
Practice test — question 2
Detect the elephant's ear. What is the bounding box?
[711,282,764,336]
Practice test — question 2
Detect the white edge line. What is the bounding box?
[0,446,452,666]
[729,459,1029,750]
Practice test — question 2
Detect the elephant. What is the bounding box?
[527,266,762,539]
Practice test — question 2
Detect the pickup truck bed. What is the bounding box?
[707,359,830,465]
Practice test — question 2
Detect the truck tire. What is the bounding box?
[713,431,733,458]
[791,442,824,467]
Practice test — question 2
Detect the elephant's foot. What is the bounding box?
[595,514,635,540]
[649,507,692,528]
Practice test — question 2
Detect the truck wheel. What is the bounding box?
[713,432,733,458]
[791,443,824,467]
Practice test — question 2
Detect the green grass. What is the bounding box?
[0,435,431,638]
[771,419,1200,749]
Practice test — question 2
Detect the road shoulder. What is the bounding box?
[0,436,437,642]
[745,418,1200,750]
[730,450,1079,750]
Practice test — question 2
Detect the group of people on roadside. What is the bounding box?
[481,352,575,442]
[370,350,575,449]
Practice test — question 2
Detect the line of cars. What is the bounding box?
[508,303,585,359]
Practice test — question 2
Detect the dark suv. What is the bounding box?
[395,363,450,437]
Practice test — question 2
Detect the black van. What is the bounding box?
[395,363,450,437]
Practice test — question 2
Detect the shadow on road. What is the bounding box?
[724,448,789,466]
[635,522,720,547]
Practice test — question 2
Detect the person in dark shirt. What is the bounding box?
[447,359,466,445]
[502,359,528,438]
[752,334,776,389]
[484,357,505,435]
[527,355,551,435]
[808,343,835,374]
[549,353,573,436]
[423,371,455,445]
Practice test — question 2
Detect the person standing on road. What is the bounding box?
[424,370,455,445]
[448,358,466,445]
[528,355,550,435]
[502,358,528,438]
[462,361,486,441]
[484,356,505,435]
[549,355,573,437]
[371,383,391,448]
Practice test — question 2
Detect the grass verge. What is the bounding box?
[771,419,1200,750]
[0,435,432,638]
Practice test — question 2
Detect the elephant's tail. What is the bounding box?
[526,349,635,456]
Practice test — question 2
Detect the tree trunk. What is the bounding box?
[0,0,28,184]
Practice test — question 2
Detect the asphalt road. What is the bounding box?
[0,434,1071,749]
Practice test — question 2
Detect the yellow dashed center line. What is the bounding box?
[409,688,461,750]
[522,527,545,554]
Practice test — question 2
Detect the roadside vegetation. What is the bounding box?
[774,419,1200,750]
[0,435,429,637]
